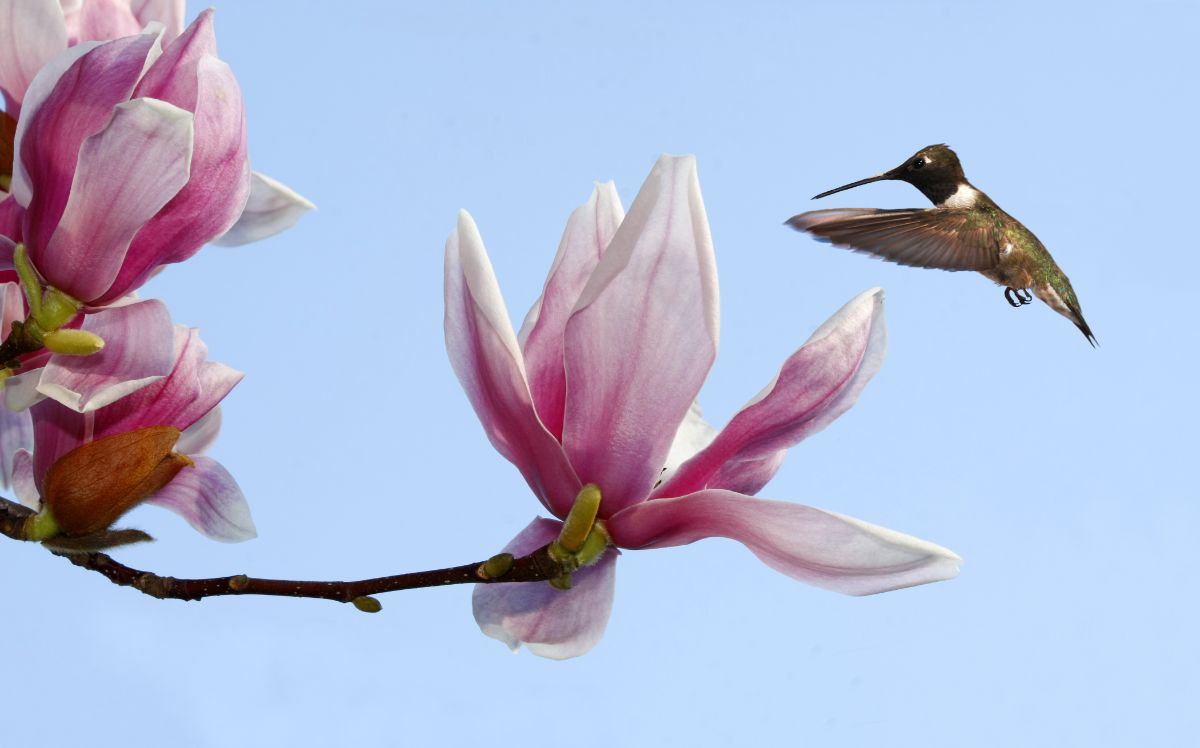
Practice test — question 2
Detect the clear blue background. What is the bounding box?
[3,1,1196,745]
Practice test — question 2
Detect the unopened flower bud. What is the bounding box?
[478,552,515,580]
[353,596,383,613]
[43,425,192,536]
[42,328,105,356]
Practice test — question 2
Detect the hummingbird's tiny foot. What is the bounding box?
[1005,287,1033,307]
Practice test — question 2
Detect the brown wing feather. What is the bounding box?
[786,208,1001,272]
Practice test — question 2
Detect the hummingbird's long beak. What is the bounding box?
[811,172,894,200]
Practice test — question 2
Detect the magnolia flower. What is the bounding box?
[445,155,960,659]
[7,12,246,306]
[0,0,311,244]
[12,322,254,542]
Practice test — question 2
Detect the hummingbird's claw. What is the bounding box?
[1005,287,1032,307]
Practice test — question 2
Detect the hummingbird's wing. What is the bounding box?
[786,208,1000,271]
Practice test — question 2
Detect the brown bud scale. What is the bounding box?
[44,425,191,536]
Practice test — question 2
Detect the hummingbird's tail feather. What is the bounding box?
[1033,282,1096,348]
[1075,316,1098,348]
[1060,287,1096,348]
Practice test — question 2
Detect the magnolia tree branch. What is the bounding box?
[0,496,562,610]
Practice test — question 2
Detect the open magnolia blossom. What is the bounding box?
[6,12,248,306]
[0,0,312,244]
[12,322,254,543]
[445,155,960,659]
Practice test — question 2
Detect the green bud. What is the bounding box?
[548,574,573,591]
[353,596,383,613]
[575,522,611,568]
[558,483,601,552]
[42,328,105,356]
[477,552,514,580]
[33,287,82,335]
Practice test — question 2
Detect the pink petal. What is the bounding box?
[4,370,44,412]
[10,40,100,206]
[0,403,32,488]
[0,0,67,110]
[134,10,215,99]
[211,171,314,247]
[175,406,221,455]
[444,210,581,518]
[41,97,193,301]
[472,517,617,659]
[100,49,248,303]
[653,289,886,499]
[91,324,242,438]
[562,155,719,516]
[146,455,255,542]
[0,195,22,241]
[75,0,142,42]
[13,30,160,245]
[130,0,186,46]
[11,448,38,509]
[29,397,86,490]
[37,298,175,412]
[608,489,960,596]
[0,279,24,332]
[659,400,718,485]
[518,182,623,439]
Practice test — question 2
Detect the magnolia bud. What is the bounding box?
[42,328,105,356]
[43,425,192,536]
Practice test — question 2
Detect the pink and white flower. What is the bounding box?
[8,11,247,305]
[445,155,960,659]
[12,321,254,542]
[0,0,311,246]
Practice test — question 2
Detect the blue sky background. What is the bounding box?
[3,1,1197,745]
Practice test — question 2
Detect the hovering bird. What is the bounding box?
[787,144,1095,346]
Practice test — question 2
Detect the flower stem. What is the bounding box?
[0,496,572,607]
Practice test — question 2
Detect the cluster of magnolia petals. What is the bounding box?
[0,2,311,548]
[9,14,249,306]
[13,323,255,545]
[446,155,961,659]
[0,0,311,244]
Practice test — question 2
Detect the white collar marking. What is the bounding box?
[941,183,979,209]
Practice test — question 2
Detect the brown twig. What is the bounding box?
[0,496,564,607]
[0,495,31,539]
[0,319,44,368]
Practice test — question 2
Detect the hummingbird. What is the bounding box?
[786,144,1095,346]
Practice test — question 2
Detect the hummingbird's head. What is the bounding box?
[812,144,969,206]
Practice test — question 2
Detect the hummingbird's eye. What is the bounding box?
[912,158,926,170]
